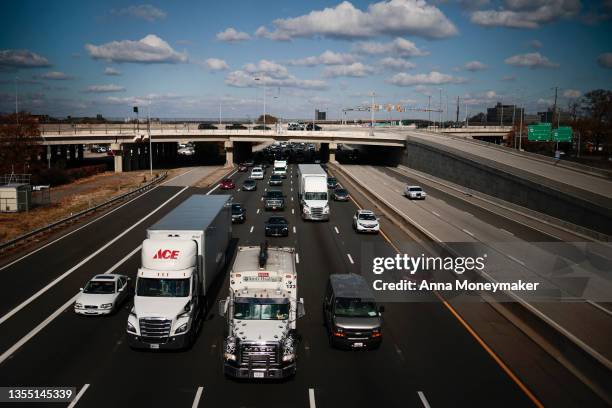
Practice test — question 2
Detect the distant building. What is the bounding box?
[524,114,540,125]
[486,102,523,125]
[537,110,572,124]
[315,110,326,121]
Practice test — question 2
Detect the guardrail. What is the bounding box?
[0,172,167,253]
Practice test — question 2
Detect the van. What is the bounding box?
[323,274,384,349]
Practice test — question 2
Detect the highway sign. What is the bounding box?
[528,123,552,141]
[552,126,573,142]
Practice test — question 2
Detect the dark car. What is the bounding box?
[264,190,285,211]
[226,124,247,130]
[244,160,255,167]
[265,216,289,237]
[269,174,283,186]
[253,125,271,130]
[238,164,248,172]
[333,188,349,201]
[327,177,338,189]
[306,123,322,131]
[231,204,246,224]
[242,179,257,191]
[220,178,235,190]
[198,123,218,130]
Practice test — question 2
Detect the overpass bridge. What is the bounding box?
[34,123,405,171]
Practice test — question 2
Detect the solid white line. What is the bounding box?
[347,254,354,264]
[499,228,514,236]
[296,253,300,264]
[293,226,296,234]
[0,186,188,327]
[431,211,440,217]
[417,391,431,408]
[0,245,141,364]
[462,228,475,237]
[309,388,316,408]
[334,226,339,234]
[192,387,204,408]
[207,183,221,195]
[249,226,254,233]
[67,384,90,408]
[507,255,526,266]
[160,167,197,185]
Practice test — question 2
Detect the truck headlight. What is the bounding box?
[323,204,330,214]
[224,353,236,361]
[75,303,83,309]
[127,321,137,333]
[177,303,191,319]
[282,353,295,362]
[303,205,311,213]
[175,323,188,334]
[100,303,113,309]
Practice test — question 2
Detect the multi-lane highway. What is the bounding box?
[0,164,606,407]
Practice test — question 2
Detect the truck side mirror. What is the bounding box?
[218,297,229,317]
[298,298,306,318]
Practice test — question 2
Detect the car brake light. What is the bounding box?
[333,331,345,337]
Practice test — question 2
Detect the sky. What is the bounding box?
[0,0,611,120]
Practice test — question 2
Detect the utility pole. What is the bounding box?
[465,103,469,127]
[552,86,558,126]
[219,101,222,126]
[370,91,375,135]
[456,96,459,125]
[15,77,18,126]
[518,103,524,151]
[439,88,442,130]
[147,99,152,177]
[500,102,503,127]
[428,95,431,128]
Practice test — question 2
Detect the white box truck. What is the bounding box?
[273,160,287,178]
[297,164,329,221]
[219,243,305,379]
[127,195,232,350]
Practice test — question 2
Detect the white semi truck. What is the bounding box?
[297,164,329,221]
[219,243,305,379]
[127,195,232,350]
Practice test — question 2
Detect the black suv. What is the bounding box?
[231,203,246,223]
[264,216,289,237]
[264,190,285,211]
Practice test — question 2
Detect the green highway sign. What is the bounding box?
[527,123,552,141]
[552,126,573,142]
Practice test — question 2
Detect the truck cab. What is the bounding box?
[220,244,305,379]
[273,160,287,178]
[297,164,329,221]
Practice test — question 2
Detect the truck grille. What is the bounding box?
[139,318,172,339]
[266,200,283,207]
[311,207,323,217]
[240,343,278,366]
[344,329,372,339]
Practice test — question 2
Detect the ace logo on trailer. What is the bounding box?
[153,249,180,260]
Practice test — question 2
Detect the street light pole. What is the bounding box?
[370,91,375,135]
[15,77,18,126]
[148,99,152,177]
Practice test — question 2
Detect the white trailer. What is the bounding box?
[273,160,288,178]
[297,164,329,221]
[127,194,232,350]
[219,243,305,379]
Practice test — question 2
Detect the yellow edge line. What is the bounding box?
[341,168,544,408]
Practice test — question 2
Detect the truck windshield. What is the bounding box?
[304,192,327,200]
[83,281,115,294]
[233,302,290,320]
[274,167,285,172]
[136,278,190,297]
[334,298,378,318]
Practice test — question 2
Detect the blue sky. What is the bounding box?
[1,0,611,120]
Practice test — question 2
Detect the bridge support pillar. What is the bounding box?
[77,144,84,161]
[111,143,123,173]
[224,141,234,167]
[329,142,338,164]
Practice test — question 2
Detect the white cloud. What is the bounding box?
[104,67,121,76]
[288,50,358,66]
[504,52,559,68]
[463,60,487,71]
[484,90,497,99]
[243,60,290,79]
[216,27,251,42]
[255,0,458,41]
[563,89,581,98]
[353,37,428,57]
[597,52,612,68]
[0,49,51,68]
[500,75,516,81]
[85,34,188,64]
[111,4,167,22]
[323,62,375,77]
[203,58,229,71]
[380,57,416,70]
[39,71,72,80]
[85,84,126,93]
[537,98,553,105]
[470,0,581,29]
[387,71,466,86]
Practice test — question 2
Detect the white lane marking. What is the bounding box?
[431,211,440,217]
[256,209,260,214]
[417,391,431,408]
[291,196,294,201]
[67,384,90,408]
[0,245,141,364]
[296,253,300,264]
[499,228,514,236]
[292,208,295,215]
[508,255,526,266]
[291,188,293,192]
[207,183,221,195]
[0,168,191,273]
[265,188,267,192]
[347,254,354,264]
[192,387,204,408]
[334,226,339,234]
[293,226,296,234]
[462,228,475,237]
[249,226,254,233]
[0,187,188,327]
[309,388,316,408]
[261,197,264,201]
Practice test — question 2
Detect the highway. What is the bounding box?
[0,164,606,407]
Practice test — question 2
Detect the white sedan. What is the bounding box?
[74,274,130,315]
[353,210,380,233]
[404,185,427,200]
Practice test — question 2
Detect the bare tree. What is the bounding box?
[0,112,42,175]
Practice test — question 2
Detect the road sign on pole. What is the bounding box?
[552,126,573,142]
[527,123,552,141]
